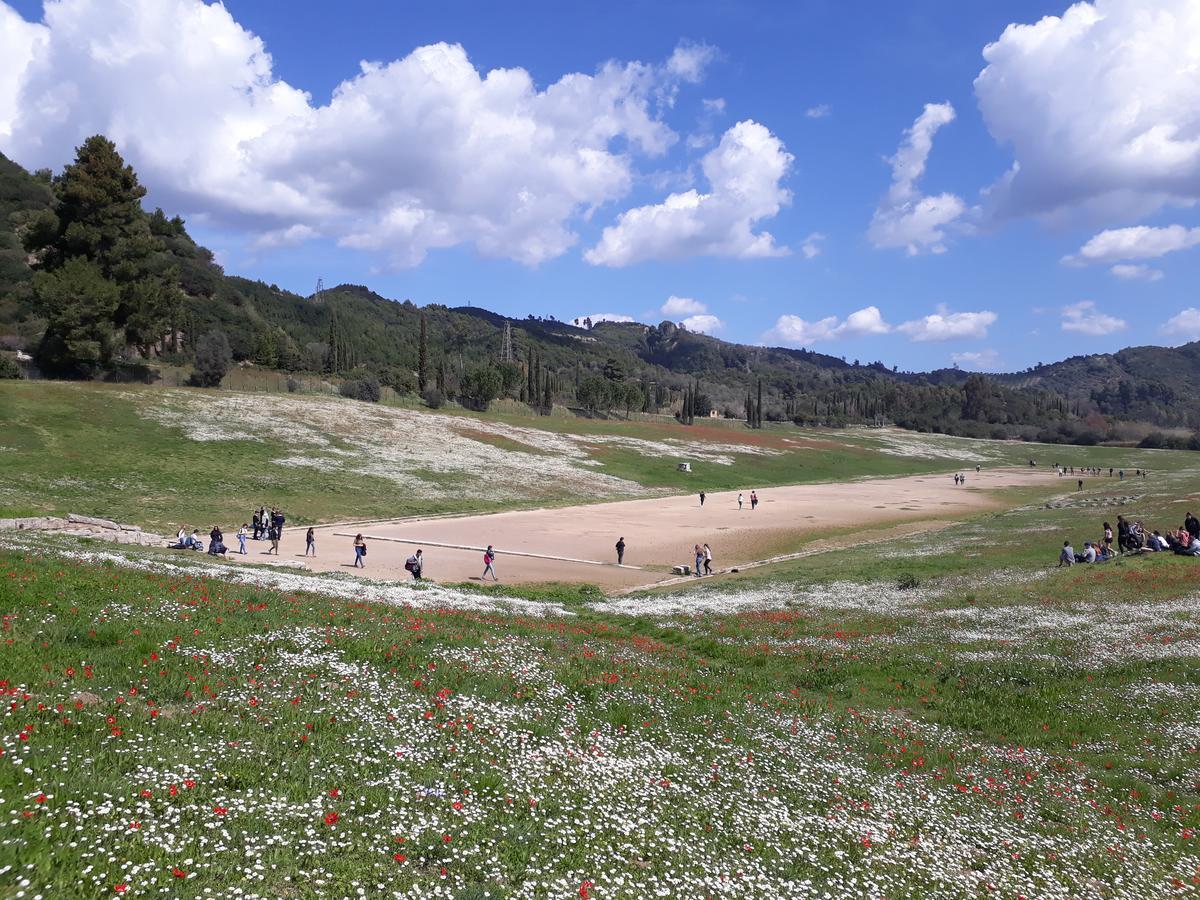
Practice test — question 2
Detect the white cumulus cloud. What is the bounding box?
[1064,225,1200,267]
[681,314,723,334]
[762,306,891,347]
[897,306,996,342]
[868,102,966,255]
[1162,308,1200,343]
[0,0,719,268]
[585,119,793,266]
[661,295,707,317]
[976,0,1200,223]
[1061,300,1126,336]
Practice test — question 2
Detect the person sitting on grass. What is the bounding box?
[208,526,226,557]
[1058,540,1075,567]
[1151,530,1170,551]
[1096,542,1113,562]
[1176,535,1200,558]
[1080,541,1096,564]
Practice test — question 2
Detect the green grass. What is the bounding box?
[2,537,1200,896]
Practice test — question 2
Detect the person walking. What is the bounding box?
[615,536,626,565]
[352,534,366,568]
[703,543,713,575]
[237,523,248,555]
[750,490,758,510]
[268,523,280,555]
[251,509,261,540]
[1103,522,1113,552]
[1077,478,1084,491]
[305,527,316,557]
[482,545,498,581]
[694,543,703,576]
[405,549,424,580]
[737,492,744,511]
[699,491,706,507]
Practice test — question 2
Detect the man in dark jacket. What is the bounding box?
[615,537,626,565]
[1186,512,1200,541]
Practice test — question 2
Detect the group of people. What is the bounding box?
[170,524,229,557]
[249,506,286,552]
[1059,512,1200,565]
[952,468,979,486]
[1055,465,1146,480]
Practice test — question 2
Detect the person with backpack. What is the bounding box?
[482,545,498,581]
[615,537,626,565]
[750,490,758,510]
[305,527,316,557]
[352,534,366,568]
[405,549,424,580]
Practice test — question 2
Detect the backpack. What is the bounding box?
[404,557,416,572]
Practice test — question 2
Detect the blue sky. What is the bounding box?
[2,0,1199,371]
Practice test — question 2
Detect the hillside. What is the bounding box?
[1,143,1198,445]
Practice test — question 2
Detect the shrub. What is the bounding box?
[896,573,921,591]
[286,376,300,393]
[0,354,22,379]
[340,377,381,403]
[421,387,445,409]
[189,330,232,388]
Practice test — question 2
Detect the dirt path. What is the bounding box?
[236,467,1055,590]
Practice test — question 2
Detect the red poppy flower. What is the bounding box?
[393,853,406,862]
[324,811,339,825]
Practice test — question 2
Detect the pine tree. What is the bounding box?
[756,378,763,429]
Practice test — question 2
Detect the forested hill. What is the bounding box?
[1,139,1198,447]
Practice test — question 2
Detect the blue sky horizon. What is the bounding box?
[2,0,1198,372]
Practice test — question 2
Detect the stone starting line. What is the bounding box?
[331,532,643,570]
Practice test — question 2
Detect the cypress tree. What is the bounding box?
[418,312,429,392]
[756,378,763,429]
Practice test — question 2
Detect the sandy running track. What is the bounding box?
[236,467,1056,590]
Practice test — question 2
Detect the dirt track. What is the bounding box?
[236,467,1055,590]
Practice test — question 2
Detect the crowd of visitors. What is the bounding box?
[1059,512,1200,565]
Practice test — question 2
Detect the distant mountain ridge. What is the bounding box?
[1,147,1198,444]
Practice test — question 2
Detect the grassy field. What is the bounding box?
[3,380,1200,896]
[0,380,1179,534]
[2,517,1200,897]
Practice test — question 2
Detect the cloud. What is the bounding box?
[572,313,634,326]
[805,104,831,119]
[1061,300,1126,336]
[1110,264,1163,281]
[976,0,1200,223]
[585,119,793,266]
[897,306,996,342]
[661,295,707,317]
[252,224,319,250]
[1064,225,1200,266]
[951,350,1000,370]
[868,103,966,255]
[1162,308,1200,343]
[681,314,723,334]
[762,306,891,346]
[0,0,719,269]
[800,232,825,259]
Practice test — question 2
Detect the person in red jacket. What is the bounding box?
[482,545,498,581]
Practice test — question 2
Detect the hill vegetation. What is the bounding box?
[2,137,1198,448]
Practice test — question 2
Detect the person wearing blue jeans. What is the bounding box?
[237,524,248,555]
[353,534,366,568]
